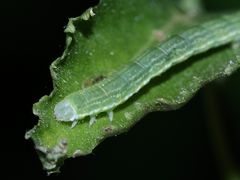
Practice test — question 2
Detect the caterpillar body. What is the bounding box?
[54,11,240,127]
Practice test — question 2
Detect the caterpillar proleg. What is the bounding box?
[54,11,240,127]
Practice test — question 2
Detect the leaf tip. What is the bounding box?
[35,139,68,174]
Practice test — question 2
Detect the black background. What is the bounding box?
[2,0,240,179]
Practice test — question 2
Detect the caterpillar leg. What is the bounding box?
[232,40,240,50]
[89,115,97,126]
[71,120,78,128]
[232,39,240,59]
[107,110,113,122]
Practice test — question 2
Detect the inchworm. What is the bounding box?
[54,11,240,127]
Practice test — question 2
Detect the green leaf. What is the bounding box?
[26,0,240,174]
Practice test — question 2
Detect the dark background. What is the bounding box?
[2,0,240,179]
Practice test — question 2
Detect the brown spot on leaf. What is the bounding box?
[83,75,107,88]
[153,30,166,42]
[103,125,117,136]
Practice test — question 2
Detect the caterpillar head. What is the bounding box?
[54,100,79,122]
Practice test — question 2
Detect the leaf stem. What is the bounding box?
[203,86,240,180]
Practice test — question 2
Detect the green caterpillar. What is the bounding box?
[54,11,240,127]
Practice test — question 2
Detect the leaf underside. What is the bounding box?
[26,0,240,173]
